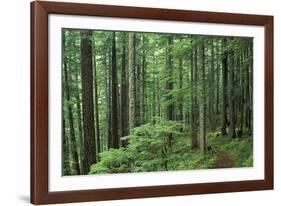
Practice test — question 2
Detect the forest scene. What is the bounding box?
[62,28,253,176]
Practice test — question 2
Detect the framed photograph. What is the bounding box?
[31,1,274,204]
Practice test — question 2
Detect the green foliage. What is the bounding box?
[90,118,253,174]
[90,148,130,174]
[90,117,186,174]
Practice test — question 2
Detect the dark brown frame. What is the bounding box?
[31,1,274,204]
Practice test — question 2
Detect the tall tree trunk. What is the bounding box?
[106,49,112,149]
[74,72,84,172]
[136,63,141,125]
[216,39,220,115]
[221,37,228,136]
[199,38,206,154]
[194,45,199,143]
[63,31,80,175]
[141,34,147,124]
[228,38,236,139]
[128,33,136,132]
[178,57,183,121]
[92,34,101,154]
[121,33,128,146]
[156,75,161,117]
[166,36,174,147]
[190,46,197,148]
[209,38,215,130]
[111,32,119,149]
[152,70,156,123]
[239,53,244,137]
[248,44,253,135]
[80,30,96,174]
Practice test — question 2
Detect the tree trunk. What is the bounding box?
[74,72,84,172]
[194,45,199,143]
[136,63,141,126]
[166,36,174,147]
[157,75,161,117]
[216,39,220,115]
[190,46,197,148]
[121,33,128,146]
[221,37,228,136]
[228,38,236,139]
[239,53,244,137]
[199,38,206,154]
[128,33,136,132]
[111,32,119,149]
[92,34,101,154]
[106,49,112,149]
[209,38,215,130]
[141,34,147,124]
[80,30,96,174]
[63,30,80,175]
[248,44,253,135]
[178,57,183,121]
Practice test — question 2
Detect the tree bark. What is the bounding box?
[209,38,215,130]
[63,31,80,175]
[141,34,147,124]
[128,33,136,133]
[106,49,112,149]
[199,38,206,154]
[216,39,220,115]
[239,53,244,137]
[228,38,236,139]
[111,32,119,149]
[80,30,96,174]
[248,44,253,135]
[190,46,198,148]
[221,37,228,136]
[74,72,84,172]
[166,36,174,147]
[178,57,183,121]
[121,33,128,146]
[92,34,101,154]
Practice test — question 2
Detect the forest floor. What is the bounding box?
[173,132,253,170]
[90,128,253,174]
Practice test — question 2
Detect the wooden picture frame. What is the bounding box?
[31,1,274,204]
